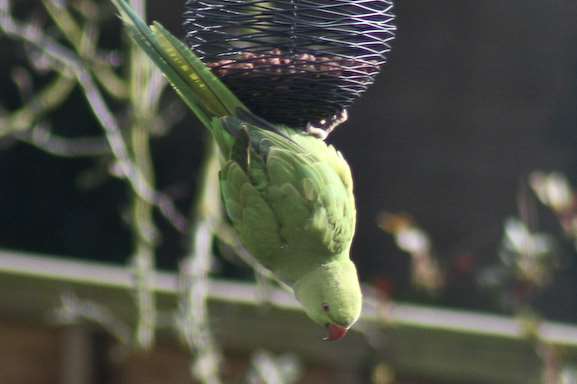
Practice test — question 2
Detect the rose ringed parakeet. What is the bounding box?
[111,0,362,341]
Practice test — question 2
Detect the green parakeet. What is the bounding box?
[111,0,362,341]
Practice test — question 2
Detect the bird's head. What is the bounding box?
[294,258,362,341]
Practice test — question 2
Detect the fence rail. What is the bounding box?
[1,248,576,383]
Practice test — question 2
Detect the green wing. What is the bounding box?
[110,0,248,154]
[219,126,356,281]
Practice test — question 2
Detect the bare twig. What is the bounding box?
[0,74,75,137]
[0,3,187,233]
[52,292,131,346]
[16,122,110,157]
[127,0,158,351]
[177,139,222,384]
[42,0,128,99]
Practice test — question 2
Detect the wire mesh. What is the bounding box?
[183,0,396,130]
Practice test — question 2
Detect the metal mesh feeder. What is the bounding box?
[183,0,396,132]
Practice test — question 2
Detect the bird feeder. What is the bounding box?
[183,0,396,133]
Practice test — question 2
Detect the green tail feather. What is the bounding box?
[110,0,248,155]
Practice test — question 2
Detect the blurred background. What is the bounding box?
[1,1,577,383]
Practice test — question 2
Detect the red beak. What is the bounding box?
[324,324,348,341]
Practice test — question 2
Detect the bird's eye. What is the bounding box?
[322,303,330,312]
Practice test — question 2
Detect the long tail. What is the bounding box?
[111,0,248,152]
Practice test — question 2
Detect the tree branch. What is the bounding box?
[177,139,222,384]
[0,2,187,233]
[127,0,159,351]
[0,74,75,137]
[16,122,110,157]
